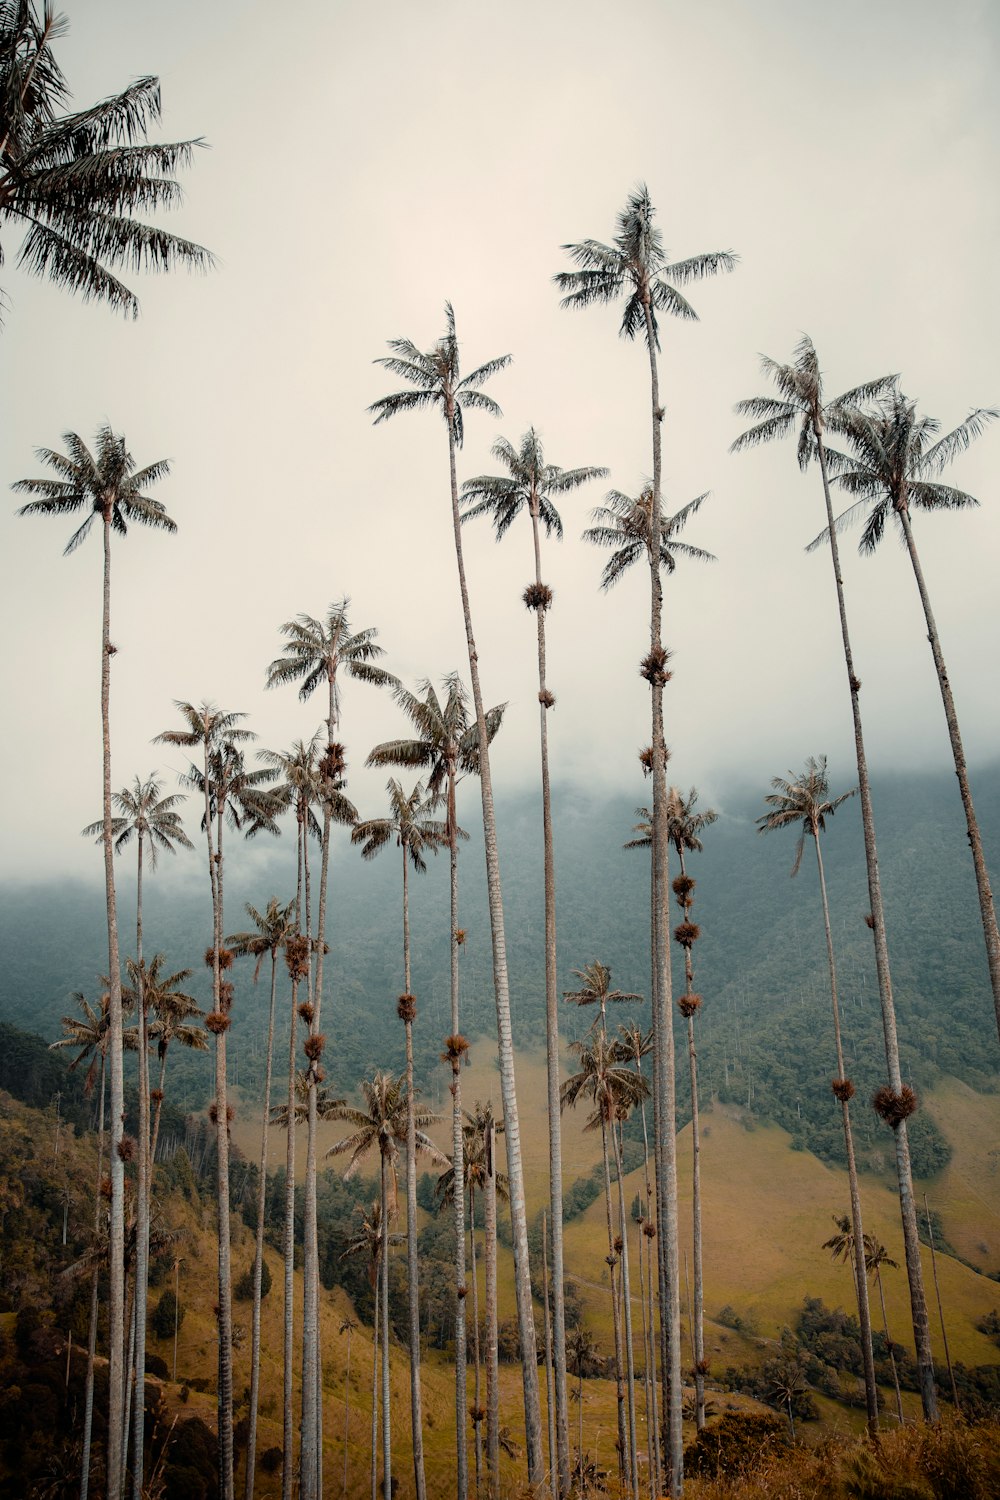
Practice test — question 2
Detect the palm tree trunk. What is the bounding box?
[814,435,937,1420]
[812,832,879,1432]
[896,504,1000,1041]
[636,898,662,1499]
[446,403,543,1487]
[875,1268,904,1423]
[641,301,683,1497]
[402,849,428,1500]
[245,950,280,1500]
[211,792,236,1500]
[470,1184,483,1499]
[132,835,150,1500]
[101,513,127,1500]
[612,1122,640,1500]
[484,1118,500,1496]
[80,1055,107,1500]
[282,821,304,1500]
[600,1116,629,1491]
[675,847,708,1437]
[301,793,328,1500]
[379,1154,392,1500]
[371,1263,380,1500]
[530,503,570,1498]
[448,772,469,1500]
[342,1322,353,1500]
[149,1051,169,1170]
[541,1210,556,1500]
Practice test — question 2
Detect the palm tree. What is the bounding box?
[352,779,446,1500]
[85,774,192,1499]
[51,988,135,1500]
[339,1316,358,1500]
[227,896,296,1500]
[822,1215,903,1424]
[267,601,395,1500]
[617,1020,660,1498]
[341,1202,400,1500]
[583,486,715,591]
[562,1031,649,1497]
[664,787,717,1435]
[815,392,1000,1045]
[758,761,880,1430]
[558,188,735,1496]
[327,1073,446,1500]
[146,968,207,1168]
[155,703,279,1499]
[370,305,547,1489]
[461,429,606,1492]
[566,1324,602,1479]
[563,961,643,1036]
[731,340,938,1420]
[17,424,175,1500]
[367,671,500,1497]
[0,1,212,316]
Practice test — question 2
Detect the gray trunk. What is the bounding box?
[402,849,428,1500]
[245,950,280,1500]
[449,799,469,1500]
[131,836,149,1500]
[484,1120,500,1495]
[80,1056,106,1500]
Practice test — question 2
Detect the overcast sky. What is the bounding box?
[1,0,997,882]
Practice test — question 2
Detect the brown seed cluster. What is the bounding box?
[205,1011,230,1035]
[831,1077,856,1102]
[397,993,417,1023]
[298,1001,315,1024]
[303,1033,325,1061]
[872,1083,918,1128]
[285,935,311,981]
[678,993,703,1019]
[441,1033,470,1073]
[674,922,701,948]
[538,688,556,709]
[640,645,672,686]
[522,582,553,612]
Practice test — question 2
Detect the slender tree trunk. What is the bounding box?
[814,435,937,1420]
[342,1323,353,1500]
[675,847,708,1438]
[380,1154,392,1500]
[80,1056,106,1500]
[282,820,304,1500]
[484,1119,500,1496]
[875,1269,904,1423]
[600,1116,629,1491]
[612,1121,640,1500]
[470,1185,483,1499]
[448,773,469,1500]
[101,513,127,1500]
[812,832,879,1432]
[122,1278,137,1491]
[131,834,149,1500]
[446,404,543,1486]
[245,950,280,1500]
[371,1261,380,1500]
[402,850,428,1500]
[530,504,570,1498]
[641,302,682,1495]
[541,1210,557,1500]
[173,1258,180,1383]
[923,1194,960,1410]
[149,1050,170,1170]
[896,504,1000,1042]
[211,790,236,1500]
[636,896,662,1500]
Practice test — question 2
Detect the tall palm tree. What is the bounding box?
[155,704,279,1498]
[0,1,213,316]
[327,1073,446,1500]
[227,896,296,1500]
[341,1201,399,1500]
[814,392,1000,1045]
[370,306,548,1490]
[353,778,447,1500]
[562,1031,649,1497]
[563,961,643,1036]
[267,601,395,1500]
[583,486,715,591]
[617,1020,660,1499]
[823,1215,904,1424]
[566,1325,602,1482]
[664,786,717,1435]
[146,967,206,1167]
[758,761,879,1430]
[17,424,175,1500]
[368,671,501,1496]
[732,340,938,1420]
[461,429,606,1492]
[85,773,192,1500]
[339,1316,358,1500]
[51,988,135,1500]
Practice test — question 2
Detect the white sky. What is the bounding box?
[2,0,998,881]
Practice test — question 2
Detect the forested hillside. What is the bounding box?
[2,763,996,1177]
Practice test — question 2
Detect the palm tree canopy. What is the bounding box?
[82,772,192,866]
[809,391,996,554]
[367,673,504,810]
[156,706,284,839]
[435,1101,510,1207]
[265,598,397,712]
[351,778,447,872]
[666,785,718,856]
[460,428,607,541]
[14,425,174,554]
[555,183,736,350]
[50,987,137,1091]
[563,960,642,1018]
[582,485,715,590]
[560,1031,649,1127]
[731,334,897,472]
[0,2,213,316]
[757,754,856,877]
[368,301,511,449]
[258,733,357,842]
[226,895,297,981]
[325,1071,446,1197]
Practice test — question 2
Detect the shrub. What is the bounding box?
[684,1410,787,1479]
[235,1257,272,1302]
[151,1289,184,1341]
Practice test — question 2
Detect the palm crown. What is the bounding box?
[352,778,447,873]
[14,425,174,553]
[82,772,192,865]
[368,302,511,448]
[756,755,856,877]
[561,1032,650,1129]
[266,599,396,716]
[665,786,718,857]
[326,1071,445,1199]
[1,2,212,316]
[226,896,297,982]
[368,674,504,805]
[563,961,642,1028]
[555,183,737,349]
[583,486,715,589]
[814,391,997,554]
[461,428,607,541]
